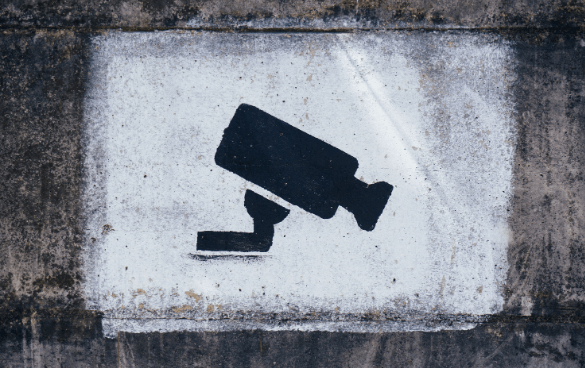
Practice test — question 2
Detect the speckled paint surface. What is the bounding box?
[81,31,517,336]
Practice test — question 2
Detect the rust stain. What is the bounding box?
[172,305,193,313]
[135,289,147,296]
[185,290,202,302]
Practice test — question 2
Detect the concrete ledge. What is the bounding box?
[2,313,584,366]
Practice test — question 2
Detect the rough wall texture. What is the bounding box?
[506,31,585,321]
[1,0,585,29]
[1,0,585,366]
[0,30,89,313]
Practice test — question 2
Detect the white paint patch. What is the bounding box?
[82,31,517,336]
[101,318,481,338]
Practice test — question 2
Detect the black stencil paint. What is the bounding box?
[197,190,290,252]
[215,104,393,231]
[189,254,267,262]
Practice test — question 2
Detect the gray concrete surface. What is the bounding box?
[1,0,584,29]
[1,0,585,366]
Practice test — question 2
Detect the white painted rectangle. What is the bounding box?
[82,31,516,337]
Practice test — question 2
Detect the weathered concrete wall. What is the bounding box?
[507,32,585,321]
[1,1,585,366]
[1,0,584,29]
[0,30,88,313]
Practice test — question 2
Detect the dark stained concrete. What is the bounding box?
[2,318,585,366]
[1,1,585,366]
[0,0,584,29]
[0,30,88,313]
[506,31,585,321]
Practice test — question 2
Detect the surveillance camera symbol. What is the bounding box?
[197,104,393,252]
